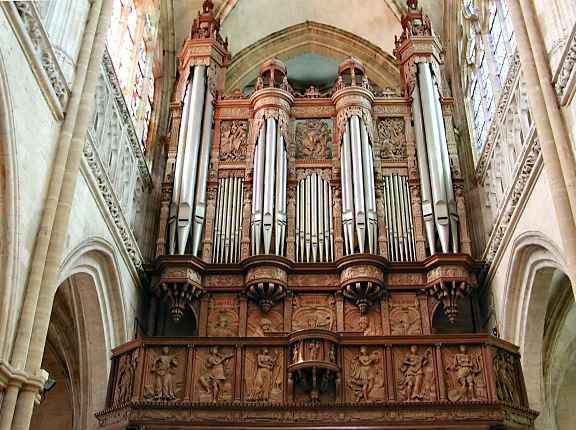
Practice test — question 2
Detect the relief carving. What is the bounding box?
[246,348,283,402]
[493,349,521,405]
[220,120,248,161]
[397,346,435,401]
[207,296,239,336]
[114,350,138,405]
[445,346,486,401]
[144,347,180,401]
[377,118,406,159]
[295,119,332,159]
[389,295,422,336]
[292,295,336,331]
[199,346,235,402]
[344,303,382,335]
[347,347,384,402]
[247,302,283,336]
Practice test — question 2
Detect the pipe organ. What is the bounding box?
[101,3,537,430]
[295,174,334,262]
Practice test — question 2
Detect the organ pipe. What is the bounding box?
[339,115,378,255]
[295,174,334,262]
[213,177,244,263]
[250,118,287,256]
[383,174,416,262]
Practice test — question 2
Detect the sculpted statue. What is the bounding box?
[115,351,138,405]
[446,345,482,401]
[399,346,432,401]
[200,346,234,402]
[348,346,382,401]
[148,347,178,401]
[248,348,279,401]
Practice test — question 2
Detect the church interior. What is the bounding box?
[0,0,575,429]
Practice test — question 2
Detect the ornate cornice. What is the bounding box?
[553,23,576,106]
[475,51,521,181]
[101,48,152,189]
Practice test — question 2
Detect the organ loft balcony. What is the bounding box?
[97,1,536,429]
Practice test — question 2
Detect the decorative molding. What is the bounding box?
[553,23,576,106]
[101,48,152,189]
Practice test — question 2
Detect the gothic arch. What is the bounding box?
[225,21,400,93]
[0,47,20,359]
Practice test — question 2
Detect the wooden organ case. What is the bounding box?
[97,1,537,429]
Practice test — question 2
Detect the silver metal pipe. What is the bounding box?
[275,136,287,256]
[323,180,331,261]
[432,79,459,252]
[299,179,305,261]
[418,63,449,253]
[328,185,334,261]
[392,174,405,261]
[213,178,223,262]
[178,65,207,254]
[237,179,244,261]
[385,175,398,261]
[169,77,193,254]
[350,115,366,253]
[398,174,411,261]
[263,118,277,254]
[412,80,436,255]
[305,174,311,262]
[360,120,377,254]
[224,177,234,262]
[318,175,325,262]
[229,177,239,263]
[311,173,318,262]
[341,125,354,255]
[402,176,416,261]
[191,86,215,257]
[382,176,392,260]
[252,126,266,255]
[296,180,301,261]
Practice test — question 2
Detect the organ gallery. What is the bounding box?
[95,1,536,428]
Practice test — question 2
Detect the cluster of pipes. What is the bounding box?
[383,174,416,261]
[411,62,459,254]
[168,65,214,256]
[212,177,244,263]
[251,117,288,256]
[340,115,378,255]
[295,173,335,262]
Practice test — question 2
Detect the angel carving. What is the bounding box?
[348,347,383,401]
[247,348,281,401]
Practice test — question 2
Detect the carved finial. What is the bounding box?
[407,0,418,9]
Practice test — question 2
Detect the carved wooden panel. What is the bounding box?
[294,119,333,159]
[291,295,336,332]
[343,301,383,335]
[442,345,488,402]
[388,293,422,336]
[243,347,284,402]
[343,346,386,402]
[393,345,436,401]
[377,117,406,160]
[207,295,240,336]
[142,347,187,401]
[246,302,284,336]
[194,346,236,402]
[219,120,248,161]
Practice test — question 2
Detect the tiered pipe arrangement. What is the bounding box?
[340,115,378,255]
[383,174,416,261]
[251,118,287,256]
[212,177,244,263]
[295,174,334,262]
[412,62,458,254]
[168,65,214,255]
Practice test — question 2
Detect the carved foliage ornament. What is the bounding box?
[335,106,374,147]
[295,119,333,159]
[219,120,248,161]
[378,118,407,160]
[251,108,291,148]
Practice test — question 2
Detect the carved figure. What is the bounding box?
[199,346,234,402]
[348,347,382,401]
[446,345,482,401]
[390,303,421,335]
[212,311,233,336]
[399,346,432,400]
[248,348,279,401]
[378,118,406,160]
[292,342,301,363]
[329,345,336,363]
[259,317,273,334]
[307,341,321,361]
[148,347,178,401]
[219,120,247,161]
[295,119,332,159]
[115,351,138,405]
[493,351,519,404]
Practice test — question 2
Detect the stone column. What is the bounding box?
[509,0,576,292]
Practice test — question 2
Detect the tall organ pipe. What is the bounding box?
[361,121,378,253]
[212,177,244,264]
[341,127,354,255]
[383,174,416,262]
[349,116,367,253]
[275,135,287,256]
[251,128,265,255]
[318,175,325,262]
[311,173,318,262]
[177,65,207,254]
[213,178,225,262]
[262,118,277,254]
[295,182,301,260]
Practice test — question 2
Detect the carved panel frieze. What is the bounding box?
[195,346,236,402]
[377,117,407,160]
[443,345,488,402]
[244,347,284,402]
[219,120,248,161]
[292,104,335,118]
[343,302,382,335]
[207,295,240,337]
[247,302,284,336]
[388,294,422,336]
[344,346,385,402]
[386,272,425,286]
[113,349,139,406]
[143,347,186,401]
[394,345,436,401]
[204,274,244,288]
[492,348,523,407]
[292,295,336,331]
[294,119,333,159]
